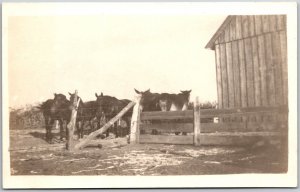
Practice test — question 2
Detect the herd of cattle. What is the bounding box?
[39,89,192,143]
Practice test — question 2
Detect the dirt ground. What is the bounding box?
[9,129,287,175]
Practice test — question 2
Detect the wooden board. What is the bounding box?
[242,15,249,38]
[251,36,261,106]
[231,41,241,107]
[279,31,288,105]
[226,42,235,108]
[257,35,268,106]
[244,38,255,107]
[201,121,282,133]
[235,15,242,40]
[224,23,230,42]
[229,18,236,41]
[140,122,193,133]
[139,135,194,145]
[272,32,284,105]
[141,110,193,120]
[199,105,287,118]
[238,40,247,107]
[215,45,223,109]
[219,30,225,44]
[254,15,263,35]
[262,15,270,33]
[269,15,277,32]
[277,15,286,31]
[265,33,276,106]
[248,16,255,37]
[220,43,229,108]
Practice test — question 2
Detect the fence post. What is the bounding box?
[130,94,142,144]
[66,90,80,150]
[194,97,201,146]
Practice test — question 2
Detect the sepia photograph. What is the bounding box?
[2,2,297,188]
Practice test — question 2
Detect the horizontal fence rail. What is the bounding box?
[140,105,288,120]
[136,104,288,146]
[140,122,194,133]
[139,135,194,145]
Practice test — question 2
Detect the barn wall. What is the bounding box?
[214,15,287,109]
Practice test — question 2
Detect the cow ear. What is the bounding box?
[54,93,57,97]
[134,89,140,94]
[95,93,98,98]
[188,90,192,93]
[100,92,103,97]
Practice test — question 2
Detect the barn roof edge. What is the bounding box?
[205,16,234,50]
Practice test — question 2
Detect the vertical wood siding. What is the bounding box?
[226,42,235,108]
[215,45,223,109]
[213,15,287,109]
[238,40,247,108]
[251,37,261,106]
[231,41,241,107]
[220,44,229,108]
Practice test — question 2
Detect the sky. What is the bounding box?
[7,7,226,108]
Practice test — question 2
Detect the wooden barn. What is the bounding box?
[205,15,287,110]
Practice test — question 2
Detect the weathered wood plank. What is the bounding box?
[224,23,230,42]
[219,31,225,44]
[244,38,255,107]
[130,95,142,144]
[276,15,286,31]
[140,106,287,119]
[279,31,288,105]
[201,121,282,133]
[139,135,194,145]
[254,15,263,35]
[265,33,276,106]
[215,45,223,109]
[229,18,236,41]
[200,105,287,118]
[248,16,255,37]
[251,37,261,106]
[226,42,235,108]
[257,35,268,106]
[262,15,270,33]
[272,32,284,105]
[141,110,194,120]
[232,41,241,107]
[140,122,193,133]
[269,15,277,32]
[238,40,247,108]
[66,90,80,150]
[235,15,243,40]
[242,15,249,38]
[220,43,229,108]
[194,97,201,146]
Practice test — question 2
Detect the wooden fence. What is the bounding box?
[131,99,288,146]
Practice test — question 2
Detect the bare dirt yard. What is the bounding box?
[9,128,287,175]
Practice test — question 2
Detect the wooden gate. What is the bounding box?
[130,97,288,146]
